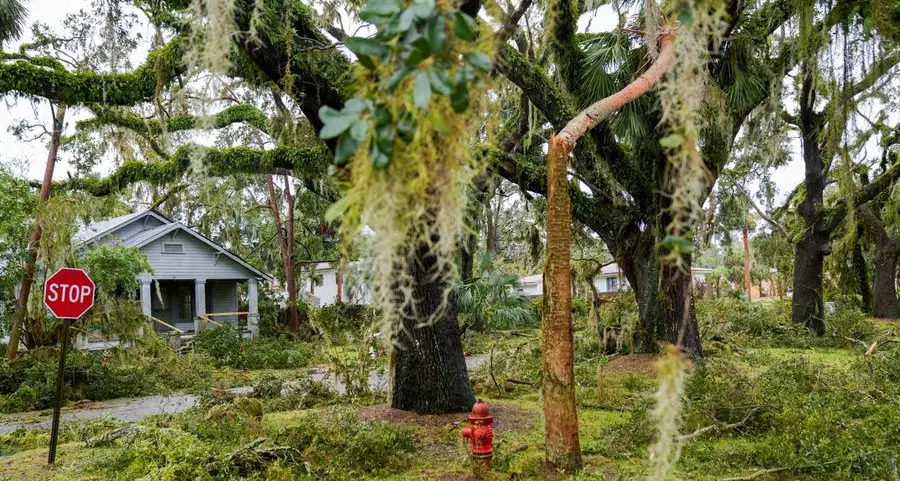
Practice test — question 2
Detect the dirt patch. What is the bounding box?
[602,354,660,377]
[359,401,536,433]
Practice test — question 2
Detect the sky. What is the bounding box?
[1,0,810,203]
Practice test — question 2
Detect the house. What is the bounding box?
[304,261,371,306]
[306,260,713,305]
[515,263,713,297]
[76,209,272,337]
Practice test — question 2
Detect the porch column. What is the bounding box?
[248,278,259,338]
[140,278,152,318]
[195,279,207,333]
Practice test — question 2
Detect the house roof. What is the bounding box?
[77,209,273,281]
[74,209,172,244]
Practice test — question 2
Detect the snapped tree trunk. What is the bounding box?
[7,104,67,361]
[536,32,675,471]
[542,136,582,471]
[390,241,475,414]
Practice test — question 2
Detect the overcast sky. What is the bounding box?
[1,0,809,203]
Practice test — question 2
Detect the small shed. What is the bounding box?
[76,209,272,337]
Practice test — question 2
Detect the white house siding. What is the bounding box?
[141,234,251,280]
[311,268,339,305]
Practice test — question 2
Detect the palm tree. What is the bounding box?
[0,0,27,46]
[455,253,536,332]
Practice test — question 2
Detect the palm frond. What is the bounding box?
[0,0,28,46]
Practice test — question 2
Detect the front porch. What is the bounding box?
[138,277,260,337]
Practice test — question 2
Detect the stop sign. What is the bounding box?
[44,268,95,319]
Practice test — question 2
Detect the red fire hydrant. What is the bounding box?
[461,400,494,470]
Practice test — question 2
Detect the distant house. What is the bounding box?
[304,261,371,307]
[76,209,272,337]
[515,263,713,297]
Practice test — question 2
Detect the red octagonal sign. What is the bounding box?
[44,268,95,319]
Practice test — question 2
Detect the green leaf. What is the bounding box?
[395,8,416,31]
[359,0,401,23]
[370,145,391,169]
[659,134,684,148]
[425,15,446,52]
[428,69,452,95]
[349,118,370,142]
[324,195,353,222]
[345,37,388,70]
[414,72,432,109]
[454,12,476,41]
[408,0,436,19]
[464,51,492,71]
[405,44,428,67]
[384,68,412,92]
[334,134,361,164]
[397,112,417,141]
[451,82,469,113]
[318,106,358,139]
[661,235,694,253]
[343,98,371,114]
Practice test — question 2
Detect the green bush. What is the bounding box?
[192,324,313,369]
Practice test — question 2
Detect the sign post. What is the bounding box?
[43,268,95,466]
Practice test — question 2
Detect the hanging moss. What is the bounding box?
[0,38,187,105]
[55,144,329,197]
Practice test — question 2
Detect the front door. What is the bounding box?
[174,283,194,332]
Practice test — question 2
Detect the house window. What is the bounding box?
[606,277,618,292]
[162,243,184,254]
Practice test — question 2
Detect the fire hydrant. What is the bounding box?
[461,400,494,470]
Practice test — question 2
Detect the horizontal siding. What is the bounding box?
[210,281,239,324]
[141,233,254,280]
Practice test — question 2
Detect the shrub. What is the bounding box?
[192,325,314,369]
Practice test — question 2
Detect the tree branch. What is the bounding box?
[742,188,788,236]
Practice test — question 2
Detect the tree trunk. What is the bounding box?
[791,63,828,335]
[266,175,301,333]
[857,205,900,319]
[541,136,582,471]
[742,225,752,300]
[871,237,899,319]
[7,104,66,361]
[851,234,872,313]
[390,241,475,414]
[621,228,703,357]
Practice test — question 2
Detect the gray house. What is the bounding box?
[76,209,272,337]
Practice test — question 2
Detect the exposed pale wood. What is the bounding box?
[149,316,184,333]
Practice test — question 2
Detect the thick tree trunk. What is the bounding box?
[541,137,582,471]
[7,104,66,361]
[390,241,475,414]
[791,63,828,335]
[858,205,900,319]
[742,225,752,300]
[871,238,899,319]
[851,234,872,313]
[621,228,703,357]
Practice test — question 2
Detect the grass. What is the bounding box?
[0,304,896,481]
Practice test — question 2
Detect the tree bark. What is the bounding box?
[743,224,752,300]
[265,174,300,333]
[620,227,703,356]
[791,63,828,335]
[851,232,872,313]
[542,137,582,471]
[857,205,900,319]
[7,104,66,361]
[390,241,475,414]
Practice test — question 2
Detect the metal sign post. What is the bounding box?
[47,318,71,465]
[42,267,95,466]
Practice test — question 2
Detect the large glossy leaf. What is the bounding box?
[454,12,475,41]
[425,14,446,53]
[464,52,492,71]
[428,69,452,95]
[359,0,401,24]
[318,106,359,139]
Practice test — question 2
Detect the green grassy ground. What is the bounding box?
[0,315,896,481]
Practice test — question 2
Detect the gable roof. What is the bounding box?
[77,209,273,281]
[75,209,173,244]
[128,222,273,281]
